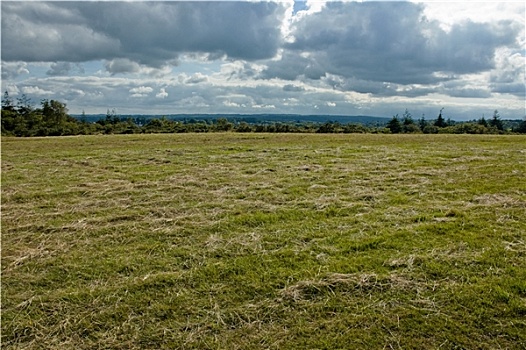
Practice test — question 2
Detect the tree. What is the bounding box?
[401,109,421,133]
[317,121,340,133]
[235,122,253,132]
[42,99,68,125]
[402,109,413,125]
[489,110,504,131]
[387,115,402,134]
[215,118,233,131]
[1,91,18,135]
[16,94,33,116]
[478,116,488,127]
[2,91,15,111]
[105,108,120,124]
[343,123,369,133]
[38,99,81,136]
[80,110,87,123]
[434,108,447,128]
[516,118,526,134]
[418,115,428,131]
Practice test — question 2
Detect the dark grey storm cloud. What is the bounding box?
[262,2,521,87]
[1,2,120,62]
[1,1,285,65]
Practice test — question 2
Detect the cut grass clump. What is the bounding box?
[2,133,526,349]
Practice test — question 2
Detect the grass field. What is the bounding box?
[2,133,526,349]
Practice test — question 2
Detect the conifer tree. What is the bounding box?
[387,115,402,133]
[478,116,488,127]
[434,108,447,128]
[2,91,15,111]
[489,110,504,131]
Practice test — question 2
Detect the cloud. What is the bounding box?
[129,86,153,97]
[177,96,209,109]
[261,52,325,81]
[180,73,209,85]
[1,1,524,119]
[283,84,305,92]
[444,88,492,99]
[1,2,120,62]
[422,2,526,33]
[490,82,526,98]
[47,62,73,76]
[262,2,522,91]
[1,61,30,80]
[47,62,84,76]
[219,61,264,81]
[104,59,174,77]
[490,51,526,97]
[22,86,53,96]
[105,59,141,75]
[4,84,20,96]
[2,1,286,66]
[156,88,168,99]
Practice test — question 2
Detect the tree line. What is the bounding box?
[2,92,526,136]
[383,108,523,134]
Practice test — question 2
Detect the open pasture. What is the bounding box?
[2,133,526,349]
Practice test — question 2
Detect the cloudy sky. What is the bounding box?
[1,1,525,120]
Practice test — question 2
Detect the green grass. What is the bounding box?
[2,133,526,349]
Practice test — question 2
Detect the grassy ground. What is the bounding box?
[2,133,526,349]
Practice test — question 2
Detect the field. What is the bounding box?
[2,133,526,349]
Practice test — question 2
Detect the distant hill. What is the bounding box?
[72,113,391,125]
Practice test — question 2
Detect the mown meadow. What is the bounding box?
[2,133,525,349]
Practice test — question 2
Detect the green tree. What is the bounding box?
[16,94,34,115]
[317,121,341,133]
[105,108,120,124]
[80,110,87,123]
[215,118,233,131]
[39,99,80,136]
[489,110,504,131]
[478,116,488,127]
[42,99,68,125]
[387,115,402,134]
[402,109,413,125]
[2,91,15,111]
[235,122,253,132]
[343,123,369,133]
[402,109,421,133]
[516,118,526,133]
[422,124,439,134]
[434,108,447,128]
[418,115,428,131]
[1,91,18,135]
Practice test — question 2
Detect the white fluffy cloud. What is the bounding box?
[156,88,168,99]
[129,86,153,97]
[1,61,30,80]
[22,86,53,96]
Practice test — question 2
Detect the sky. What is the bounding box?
[1,0,525,120]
